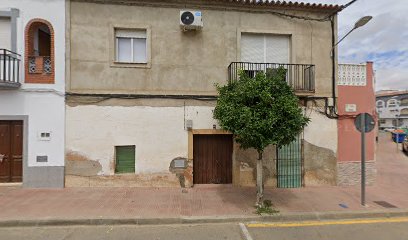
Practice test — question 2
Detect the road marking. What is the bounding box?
[247,217,408,228]
[239,223,254,240]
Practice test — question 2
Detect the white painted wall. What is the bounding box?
[304,109,338,153]
[66,105,217,175]
[0,0,65,167]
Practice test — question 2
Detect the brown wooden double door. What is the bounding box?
[193,134,233,184]
[0,121,23,183]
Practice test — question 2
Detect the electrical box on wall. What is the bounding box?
[185,119,193,130]
[345,104,357,113]
[38,131,51,141]
[180,10,203,31]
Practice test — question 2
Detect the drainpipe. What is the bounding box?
[331,16,337,115]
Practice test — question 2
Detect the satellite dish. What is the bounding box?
[181,11,194,25]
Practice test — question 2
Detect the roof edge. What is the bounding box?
[72,0,343,13]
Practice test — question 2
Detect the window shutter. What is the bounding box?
[241,34,264,63]
[265,35,289,63]
[241,33,289,64]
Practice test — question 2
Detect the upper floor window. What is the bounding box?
[401,98,408,106]
[241,33,290,63]
[387,99,399,108]
[401,108,408,116]
[376,100,385,108]
[25,19,54,84]
[115,29,147,63]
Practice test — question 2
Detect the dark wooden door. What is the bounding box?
[193,134,233,184]
[0,121,23,182]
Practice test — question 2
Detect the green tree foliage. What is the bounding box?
[214,68,310,205]
[214,68,310,152]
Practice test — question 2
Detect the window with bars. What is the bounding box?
[115,29,147,63]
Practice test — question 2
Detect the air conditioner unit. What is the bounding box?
[180,10,203,30]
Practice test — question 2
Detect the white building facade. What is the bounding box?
[0,0,65,187]
[376,91,408,130]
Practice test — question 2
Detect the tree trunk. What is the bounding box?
[256,150,264,206]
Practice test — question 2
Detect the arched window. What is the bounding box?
[25,19,54,84]
[376,100,385,108]
[387,99,399,108]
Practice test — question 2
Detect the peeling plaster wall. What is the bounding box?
[304,109,337,154]
[303,109,338,186]
[66,104,338,187]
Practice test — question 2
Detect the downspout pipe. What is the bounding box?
[331,16,338,117]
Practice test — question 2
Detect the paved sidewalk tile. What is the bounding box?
[0,132,407,221]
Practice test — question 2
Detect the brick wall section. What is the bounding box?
[337,161,376,186]
[24,18,55,84]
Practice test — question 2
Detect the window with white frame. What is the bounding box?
[376,100,385,108]
[387,99,399,108]
[115,29,147,63]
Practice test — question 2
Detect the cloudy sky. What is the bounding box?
[301,0,408,91]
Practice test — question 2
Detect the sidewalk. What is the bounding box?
[0,132,407,225]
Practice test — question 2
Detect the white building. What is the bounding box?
[376,91,408,129]
[0,0,65,187]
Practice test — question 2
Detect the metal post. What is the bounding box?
[396,118,399,151]
[361,113,366,206]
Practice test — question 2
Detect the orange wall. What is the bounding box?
[337,62,376,162]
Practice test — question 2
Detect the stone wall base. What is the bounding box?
[337,161,376,186]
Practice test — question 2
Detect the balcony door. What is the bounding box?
[0,17,11,50]
[241,33,289,64]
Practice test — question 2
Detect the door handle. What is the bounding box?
[0,154,4,163]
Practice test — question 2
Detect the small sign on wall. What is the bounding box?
[345,104,357,113]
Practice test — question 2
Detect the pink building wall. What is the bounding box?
[337,62,376,185]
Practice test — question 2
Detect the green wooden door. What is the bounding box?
[115,146,135,173]
[276,135,303,188]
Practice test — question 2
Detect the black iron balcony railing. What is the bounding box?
[0,49,21,88]
[228,62,315,93]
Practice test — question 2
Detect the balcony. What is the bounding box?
[28,56,52,74]
[228,62,315,94]
[0,49,21,89]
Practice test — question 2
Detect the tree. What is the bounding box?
[213,68,310,206]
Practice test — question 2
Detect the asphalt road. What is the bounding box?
[1,217,408,240]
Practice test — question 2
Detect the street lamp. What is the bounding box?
[332,16,373,51]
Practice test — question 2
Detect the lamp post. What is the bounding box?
[332,16,373,52]
[396,114,400,151]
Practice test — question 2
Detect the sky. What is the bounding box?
[301,0,408,91]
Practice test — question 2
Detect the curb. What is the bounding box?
[1,209,408,227]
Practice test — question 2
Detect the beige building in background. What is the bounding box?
[65,0,341,188]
